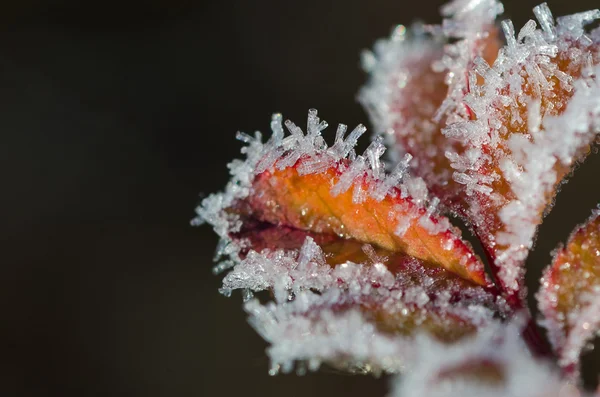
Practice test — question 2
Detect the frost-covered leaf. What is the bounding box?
[389,320,571,397]
[195,109,507,374]
[235,228,505,374]
[240,153,490,286]
[361,0,600,299]
[537,208,600,378]
[195,108,491,285]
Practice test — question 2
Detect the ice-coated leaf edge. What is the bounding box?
[193,109,394,260]
[537,208,600,379]
[245,296,416,375]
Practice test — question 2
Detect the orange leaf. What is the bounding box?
[241,154,490,287]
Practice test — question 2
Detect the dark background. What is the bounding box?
[2,0,600,396]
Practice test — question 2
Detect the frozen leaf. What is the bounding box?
[537,209,600,378]
[361,1,600,300]
[459,7,600,298]
[195,110,506,374]
[389,320,571,397]
[240,154,490,286]
[194,108,490,285]
[233,228,505,374]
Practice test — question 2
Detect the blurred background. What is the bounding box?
[2,0,600,395]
